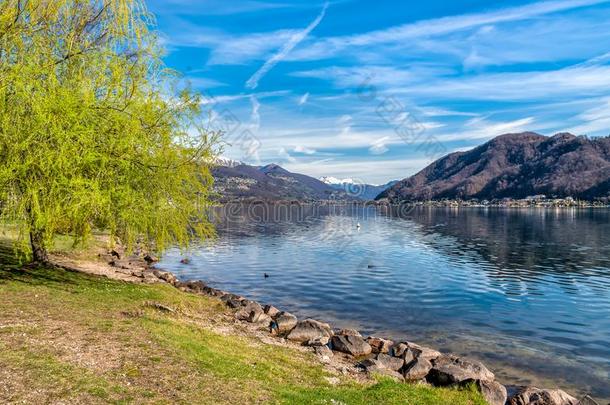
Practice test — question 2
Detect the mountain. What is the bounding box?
[320,177,399,200]
[319,176,356,185]
[212,163,354,201]
[377,132,610,202]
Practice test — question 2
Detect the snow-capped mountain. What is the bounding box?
[319,176,355,185]
[214,156,245,168]
[319,177,399,200]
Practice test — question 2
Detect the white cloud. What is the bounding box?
[278,147,297,163]
[245,2,329,89]
[298,92,310,106]
[283,158,432,183]
[289,0,610,61]
[294,145,316,154]
[438,117,537,142]
[369,136,390,155]
[566,97,610,135]
[199,90,290,106]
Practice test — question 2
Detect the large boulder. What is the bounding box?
[337,328,361,337]
[403,357,433,381]
[152,270,177,285]
[427,355,494,385]
[392,341,441,362]
[272,311,298,335]
[263,305,281,318]
[366,365,405,382]
[235,301,264,322]
[177,280,207,293]
[287,319,333,343]
[375,353,405,371]
[508,387,578,405]
[331,335,372,357]
[366,336,394,354]
[461,379,507,405]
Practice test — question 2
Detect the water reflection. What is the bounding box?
[162,204,610,401]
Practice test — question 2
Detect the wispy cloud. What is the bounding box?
[245,2,329,89]
[149,0,292,16]
[249,95,261,132]
[438,117,537,142]
[289,0,610,61]
[199,90,290,105]
[298,92,310,106]
[294,145,316,154]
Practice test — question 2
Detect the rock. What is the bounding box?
[375,353,404,371]
[221,293,244,303]
[203,287,224,297]
[366,336,394,354]
[152,270,177,285]
[365,364,405,382]
[235,301,264,322]
[226,299,242,309]
[146,302,175,313]
[250,312,272,326]
[391,343,417,365]
[508,387,578,405]
[461,379,507,405]
[180,258,190,264]
[271,312,298,335]
[240,299,259,307]
[331,335,372,357]
[109,259,133,270]
[392,341,441,361]
[263,305,281,318]
[403,357,433,381]
[314,345,333,363]
[427,355,494,386]
[287,319,333,343]
[337,328,361,337]
[177,280,206,293]
[143,254,159,264]
[577,395,600,405]
[306,336,330,346]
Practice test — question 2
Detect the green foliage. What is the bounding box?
[0,0,218,259]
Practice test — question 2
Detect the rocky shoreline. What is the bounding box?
[75,246,601,405]
[141,266,601,405]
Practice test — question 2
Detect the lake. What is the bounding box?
[160,204,610,401]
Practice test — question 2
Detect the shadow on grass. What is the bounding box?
[0,241,78,288]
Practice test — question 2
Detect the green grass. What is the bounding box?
[0,243,487,404]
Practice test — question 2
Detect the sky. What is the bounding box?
[148,0,610,184]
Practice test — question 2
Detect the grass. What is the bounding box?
[0,240,488,404]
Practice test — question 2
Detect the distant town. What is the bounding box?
[375,195,610,208]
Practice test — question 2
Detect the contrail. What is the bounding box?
[246,3,329,90]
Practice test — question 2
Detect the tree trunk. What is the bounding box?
[30,229,49,263]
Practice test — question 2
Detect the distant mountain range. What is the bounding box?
[319,177,399,200]
[378,132,610,202]
[212,163,355,201]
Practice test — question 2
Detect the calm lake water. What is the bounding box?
[160,205,610,401]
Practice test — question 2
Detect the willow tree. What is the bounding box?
[0,0,218,262]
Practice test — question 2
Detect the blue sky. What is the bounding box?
[148,0,610,184]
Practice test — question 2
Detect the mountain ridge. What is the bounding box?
[212,163,355,202]
[377,132,610,202]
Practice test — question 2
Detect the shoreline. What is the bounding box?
[53,246,600,405]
